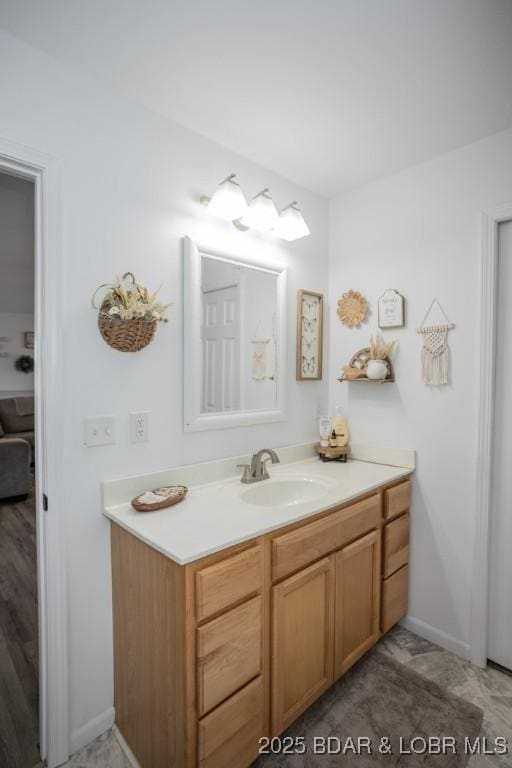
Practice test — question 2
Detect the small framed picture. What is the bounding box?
[296,289,324,380]
[24,331,34,349]
[378,289,405,329]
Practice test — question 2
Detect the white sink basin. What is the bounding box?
[241,477,331,508]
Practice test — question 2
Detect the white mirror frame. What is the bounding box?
[183,236,287,432]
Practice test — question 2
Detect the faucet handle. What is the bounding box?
[237,463,252,484]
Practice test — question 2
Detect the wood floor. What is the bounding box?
[0,486,40,768]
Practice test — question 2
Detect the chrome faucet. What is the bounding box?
[238,448,280,484]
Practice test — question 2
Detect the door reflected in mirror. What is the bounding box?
[201,255,278,414]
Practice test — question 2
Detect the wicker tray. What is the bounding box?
[131,485,188,512]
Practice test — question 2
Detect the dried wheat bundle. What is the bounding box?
[92,272,171,322]
[369,332,396,360]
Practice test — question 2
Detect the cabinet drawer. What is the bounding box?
[198,676,264,768]
[383,514,409,578]
[195,545,263,622]
[381,564,409,633]
[196,596,262,717]
[384,480,411,521]
[272,494,381,582]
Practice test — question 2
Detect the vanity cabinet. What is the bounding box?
[110,477,411,768]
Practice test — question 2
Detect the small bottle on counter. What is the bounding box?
[332,408,349,447]
[318,415,331,447]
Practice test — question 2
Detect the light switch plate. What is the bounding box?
[84,416,116,447]
[130,411,149,443]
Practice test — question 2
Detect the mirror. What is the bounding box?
[183,237,286,431]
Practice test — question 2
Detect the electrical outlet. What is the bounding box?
[130,411,149,443]
[84,416,116,447]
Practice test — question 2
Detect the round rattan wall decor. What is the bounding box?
[337,290,368,327]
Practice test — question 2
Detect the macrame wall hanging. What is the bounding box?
[251,338,270,380]
[417,299,454,386]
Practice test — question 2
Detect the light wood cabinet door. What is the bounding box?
[334,529,381,679]
[271,557,335,734]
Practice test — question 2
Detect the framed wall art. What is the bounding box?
[378,289,405,329]
[296,289,323,380]
[24,331,34,349]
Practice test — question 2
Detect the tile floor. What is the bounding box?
[60,627,512,767]
[379,627,512,767]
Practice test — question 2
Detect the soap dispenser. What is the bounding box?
[332,408,349,448]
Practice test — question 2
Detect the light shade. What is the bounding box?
[273,202,310,241]
[206,174,248,221]
[239,189,279,232]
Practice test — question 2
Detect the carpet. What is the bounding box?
[254,649,483,767]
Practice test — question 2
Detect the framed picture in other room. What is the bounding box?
[24,331,34,349]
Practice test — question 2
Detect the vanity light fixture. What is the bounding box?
[236,188,280,233]
[200,176,311,240]
[200,173,249,221]
[273,201,311,241]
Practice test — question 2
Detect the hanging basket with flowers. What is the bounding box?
[92,272,170,352]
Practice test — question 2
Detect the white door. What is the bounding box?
[489,219,512,671]
[202,284,240,412]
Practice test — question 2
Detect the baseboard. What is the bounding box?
[400,615,471,661]
[113,725,141,768]
[69,707,115,754]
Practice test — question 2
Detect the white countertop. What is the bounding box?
[102,451,413,565]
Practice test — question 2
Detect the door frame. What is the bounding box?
[471,203,512,667]
[0,137,69,765]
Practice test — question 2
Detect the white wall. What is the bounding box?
[0,312,34,392]
[328,127,512,657]
[0,29,329,749]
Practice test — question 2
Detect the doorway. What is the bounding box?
[0,141,69,768]
[488,219,512,674]
[472,203,512,670]
[0,171,40,766]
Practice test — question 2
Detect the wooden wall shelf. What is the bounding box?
[337,376,394,384]
[339,346,395,384]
